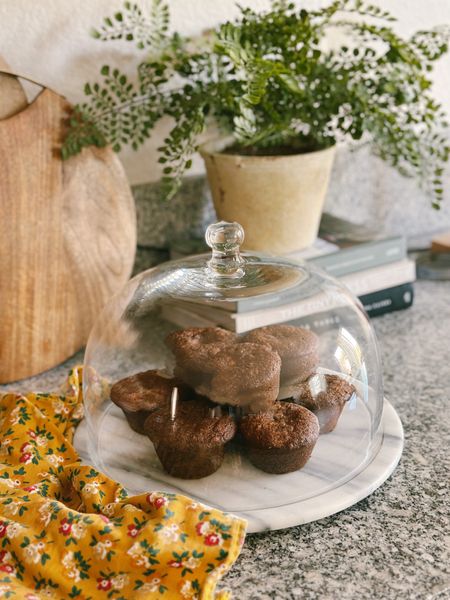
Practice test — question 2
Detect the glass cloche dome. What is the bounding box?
[82,221,383,516]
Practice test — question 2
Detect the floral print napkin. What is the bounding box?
[0,367,246,599]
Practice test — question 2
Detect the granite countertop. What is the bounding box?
[1,280,449,600]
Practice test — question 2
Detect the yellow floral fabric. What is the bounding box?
[0,368,246,599]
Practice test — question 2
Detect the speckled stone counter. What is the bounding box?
[1,280,449,600]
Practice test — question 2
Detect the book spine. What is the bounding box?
[291,309,350,334]
[359,282,414,317]
[160,305,217,329]
[233,292,345,332]
[262,283,414,334]
[234,237,407,312]
[162,283,415,333]
[341,258,416,297]
[233,258,415,331]
[310,236,406,278]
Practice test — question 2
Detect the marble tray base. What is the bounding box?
[74,399,403,533]
[240,399,403,532]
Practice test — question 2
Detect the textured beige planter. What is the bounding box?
[200,138,336,254]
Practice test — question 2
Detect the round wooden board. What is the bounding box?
[0,72,136,382]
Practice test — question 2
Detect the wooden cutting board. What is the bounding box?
[0,71,136,383]
[0,72,28,119]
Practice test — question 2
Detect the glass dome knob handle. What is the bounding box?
[205,221,245,279]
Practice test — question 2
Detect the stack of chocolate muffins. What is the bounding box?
[111,325,356,479]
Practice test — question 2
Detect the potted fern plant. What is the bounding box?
[63,0,450,253]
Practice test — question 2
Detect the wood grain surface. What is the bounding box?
[0,73,28,119]
[0,74,136,383]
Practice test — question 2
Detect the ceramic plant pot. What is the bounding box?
[200,137,336,254]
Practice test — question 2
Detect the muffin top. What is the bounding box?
[294,374,356,410]
[144,397,236,448]
[240,402,319,449]
[211,343,281,398]
[110,370,189,413]
[166,327,237,371]
[244,324,319,358]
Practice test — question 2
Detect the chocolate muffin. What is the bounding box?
[110,370,189,434]
[239,402,319,474]
[206,342,281,413]
[165,327,237,389]
[292,373,356,434]
[144,397,236,479]
[243,325,319,394]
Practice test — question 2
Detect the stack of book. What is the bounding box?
[290,213,415,318]
[165,213,415,333]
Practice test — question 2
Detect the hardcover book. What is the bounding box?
[161,259,416,333]
[287,213,407,278]
[170,212,407,281]
[164,213,415,330]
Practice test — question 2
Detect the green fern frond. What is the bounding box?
[62,63,166,157]
[158,107,205,199]
[91,0,169,50]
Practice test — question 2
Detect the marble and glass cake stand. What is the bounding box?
[76,222,403,532]
[73,382,403,534]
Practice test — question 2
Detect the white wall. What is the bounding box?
[1,0,449,187]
